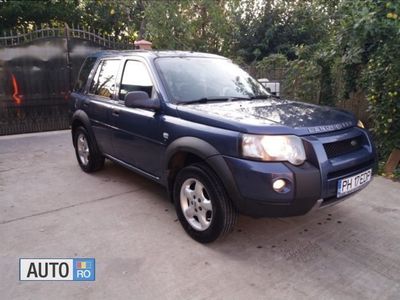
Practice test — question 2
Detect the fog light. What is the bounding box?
[272,179,286,192]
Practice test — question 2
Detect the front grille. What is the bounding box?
[327,158,375,179]
[323,135,364,159]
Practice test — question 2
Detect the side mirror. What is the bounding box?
[124,91,160,110]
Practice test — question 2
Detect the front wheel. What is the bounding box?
[173,163,237,243]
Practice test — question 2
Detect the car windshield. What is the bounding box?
[155,57,270,104]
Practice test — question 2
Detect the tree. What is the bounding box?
[0,0,80,32]
[336,0,400,157]
[234,0,338,62]
[143,0,240,56]
[0,0,144,42]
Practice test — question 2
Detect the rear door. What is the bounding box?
[111,59,164,178]
[86,59,121,156]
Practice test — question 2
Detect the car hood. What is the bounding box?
[175,98,356,135]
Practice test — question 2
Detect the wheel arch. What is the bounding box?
[164,137,241,208]
[71,110,94,147]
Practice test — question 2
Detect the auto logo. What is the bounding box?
[307,121,353,134]
[350,139,358,147]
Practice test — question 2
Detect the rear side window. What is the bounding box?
[119,60,154,100]
[89,59,120,98]
[74,57,97,92]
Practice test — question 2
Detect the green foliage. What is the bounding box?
[364,47,400,156]
[337,0,400,157]
[0,0,141,41]
[379,161,400,181]
[394,167,400,180]
[0,0,81,31]
[284,59,321,104]
[234,0,339,62]
[256,54,288,71]
[143,0,239,55]
[80,0,134,38]
[231,56,247,68]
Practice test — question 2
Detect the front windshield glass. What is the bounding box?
[155,57,270,104]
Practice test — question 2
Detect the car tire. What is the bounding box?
[173,162,237,243]
[73,126,104,173]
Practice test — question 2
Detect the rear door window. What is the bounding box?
[89,59,120,98]
[74,57,97,92]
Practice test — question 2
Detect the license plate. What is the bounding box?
[337,169,372,198]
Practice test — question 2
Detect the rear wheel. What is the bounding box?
[73,126,104,173]
[173,162,237,243]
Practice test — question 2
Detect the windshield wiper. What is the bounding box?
[181,97,237,105]
[237,95,272,100]
[248,95,273,100]
[180,95,271,105]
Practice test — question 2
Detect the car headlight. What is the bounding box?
[241,134,306,165]
[357,120,365,128]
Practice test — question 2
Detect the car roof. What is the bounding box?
[89,50,227,60]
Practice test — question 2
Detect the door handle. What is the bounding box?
[83,101,89,108]
[112,110,120,117]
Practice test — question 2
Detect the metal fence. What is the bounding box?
[243,65,288,99]
[0,24,131,135]
[246,64,370,123]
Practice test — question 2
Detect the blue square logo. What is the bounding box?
[73,258,95,281]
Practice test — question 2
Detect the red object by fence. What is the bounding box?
[11,74,22,105]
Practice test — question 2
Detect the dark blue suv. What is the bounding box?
[70,51,376,243]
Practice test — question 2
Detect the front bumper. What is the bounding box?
[217,127,376,218]
[224,158,322,217]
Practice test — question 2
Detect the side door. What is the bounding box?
[86,59,121,156]
[111,59,164,178]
